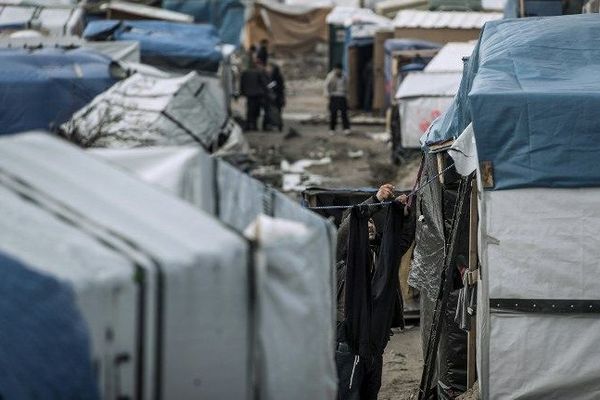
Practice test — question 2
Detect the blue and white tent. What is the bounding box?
[423,14,600,399]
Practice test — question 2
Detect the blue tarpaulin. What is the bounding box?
[162,0,244,47]
[0,252,98,399]
[83,20,223,72]
[424,14,600,190]
[0,48,117,135]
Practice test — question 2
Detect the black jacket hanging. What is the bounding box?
[343,205,372,360]
[370,202,416,355]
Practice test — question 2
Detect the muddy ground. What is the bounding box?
[234,75,424,399]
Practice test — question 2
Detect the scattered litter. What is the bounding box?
[348,150,364,159]
[367,132,391,142]
[281,157,331,174]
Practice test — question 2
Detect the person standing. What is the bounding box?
[256,39,269,65]
[265,62,286,131]
[325,63,351,135]
[240,61,268,131]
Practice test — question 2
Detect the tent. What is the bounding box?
[0,252,98,399]
[0,47,118,135]
[83,20,223,72]
[395,41,474,149]
[89,145,338,400]
[0,3,84,35]
[244,1,331,54]
[383,38,441,107]
[0,132,257,399]
[61,71,246,154]
[162,0,244,47]
[421,14,600,399]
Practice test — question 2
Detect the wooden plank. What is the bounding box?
[467,178,478,389]
[480,161,494,188]
[436,153,445,185]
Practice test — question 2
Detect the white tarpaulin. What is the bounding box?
[61,71,247,154]
[424,42,475,73]
[396,71,461,149]
[477,187,600,399]
[0,132,251,400]
[92,145,338,400]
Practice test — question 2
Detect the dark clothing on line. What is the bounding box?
[330,96,350,131]
[336,342,383,400]
[336,200,416,400]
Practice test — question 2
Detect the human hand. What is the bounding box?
[376,184,395,202]
[395,194,408,205]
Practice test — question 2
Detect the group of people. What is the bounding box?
[240,39,286,132]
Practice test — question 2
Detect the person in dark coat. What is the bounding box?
[256,39,269,65]
[335,184,416,400]
[264,62,286,131]
[240,62,269,131]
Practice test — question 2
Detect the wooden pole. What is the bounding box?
[466,178,478,388]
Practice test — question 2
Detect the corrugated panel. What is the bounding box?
[393,10,502,29]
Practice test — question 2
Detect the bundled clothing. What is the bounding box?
[335,197,416,400]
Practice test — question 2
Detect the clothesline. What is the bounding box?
[306,162,455,210]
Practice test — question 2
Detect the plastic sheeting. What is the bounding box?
[426,15,600,189]
[0,132,251,399]
[0,252,98,399]
[83,20,223,72]
[409,153,445,300]
[92,145,338,400]
[61,72,245,153]
[396,72,461,148]
[0,48,117,135]
[478,187,600,399]
[162,0,244,46]
[244,1,331,53]
[0,4,84,35]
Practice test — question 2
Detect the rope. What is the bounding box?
[307,162,455,210]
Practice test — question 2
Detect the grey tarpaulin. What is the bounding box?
[0,132,251,399]
[61,72,247,154]
[409,153,445,301]
[93,145,338,400]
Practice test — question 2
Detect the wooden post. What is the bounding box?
[436,153,445,185]
[467,178,478,388]
[519,0,526,17]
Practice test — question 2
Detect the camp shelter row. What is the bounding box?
[0,131,337,399]
[410,13,600,399]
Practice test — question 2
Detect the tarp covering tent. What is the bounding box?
[423,14,600,399]
[395,72,461,148]
[0,252,98,399]
[61,72,246,154]
[0,3,84,35]
[162,0,244,46]
[0,48,118,135]
[0,132,253,399]
[383,38,441,107]
[395,41,474,148]
[244,1,331,54]
[83,20,223,72]
[90,145,338,400]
